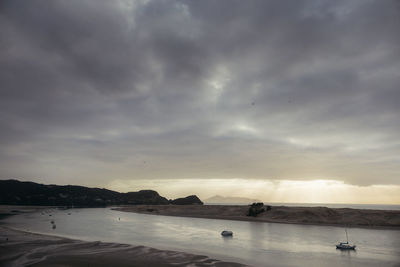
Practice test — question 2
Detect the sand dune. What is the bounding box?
[115,205,400,228]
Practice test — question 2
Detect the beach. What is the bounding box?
[0,226,245,267]
[0,206,246,267]
[115,204,400,229]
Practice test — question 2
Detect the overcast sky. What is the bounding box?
[1,0,399,202]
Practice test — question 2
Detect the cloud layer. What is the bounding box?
[1,0,400,187]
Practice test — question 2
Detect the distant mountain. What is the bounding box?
[0,179,202,206]
[204,195,261,204]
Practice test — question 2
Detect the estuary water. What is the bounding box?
[4,208,400,267]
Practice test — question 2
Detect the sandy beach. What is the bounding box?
[115,205,400,229]
[0,226,246,267]
[0,206,246,267]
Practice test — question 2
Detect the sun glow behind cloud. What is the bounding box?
[108,178,400,204]
[1,0,400,205]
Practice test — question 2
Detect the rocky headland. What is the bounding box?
[0,179,203,207]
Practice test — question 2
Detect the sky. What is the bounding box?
[1,0,400,204]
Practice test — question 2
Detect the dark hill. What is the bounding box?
[170,195,203,205]
[123,190,169,205]
[0,179,191,207]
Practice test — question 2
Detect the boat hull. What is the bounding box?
[221,230,233,236]
[336,245,356,250]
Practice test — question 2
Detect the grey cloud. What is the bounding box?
[0,0,399,186]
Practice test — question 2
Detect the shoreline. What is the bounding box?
[1,204,399,230]
[0,206,247,266]
[0,225,246,266]
[114,205,400,230]
[1,205,399,266]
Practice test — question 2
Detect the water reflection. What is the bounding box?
[4,208,400,267]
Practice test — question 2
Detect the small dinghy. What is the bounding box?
[221,230,233,236]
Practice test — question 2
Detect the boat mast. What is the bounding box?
[345,229,349,243]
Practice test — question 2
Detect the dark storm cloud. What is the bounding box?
[0,0,399,186]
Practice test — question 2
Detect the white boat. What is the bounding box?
[221,230,233,236]
[336,229,356,250]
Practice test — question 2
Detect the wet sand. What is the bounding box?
[0,226,246,267]
[0,206,246,266]
[115,205,400,229]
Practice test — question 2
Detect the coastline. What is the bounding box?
[114,205,400,230]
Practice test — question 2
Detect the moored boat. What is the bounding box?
[221,230,233,236]
[336,242,356,250]
[336,229,356,250]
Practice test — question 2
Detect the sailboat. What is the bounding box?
[336,229,356,250]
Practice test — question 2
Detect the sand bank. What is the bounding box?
[115,205,400,229]
[0,226,246,267]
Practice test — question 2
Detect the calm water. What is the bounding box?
[4,208,400,267]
